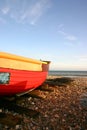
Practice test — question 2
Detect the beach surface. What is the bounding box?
[0,76,87,130]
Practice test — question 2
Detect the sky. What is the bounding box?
[0,0,87,71]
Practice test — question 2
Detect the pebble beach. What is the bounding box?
[0,76,87,130]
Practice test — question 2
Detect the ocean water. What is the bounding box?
[48,70,87,77]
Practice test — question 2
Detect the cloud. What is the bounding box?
[58,30,67,36]
[22,0,51,25]
[77,56,87,61]
[0,0,51,25]
[58,24,77,41]
[1,6,10,14]
[58,24,64,29]
[65,35,77,41]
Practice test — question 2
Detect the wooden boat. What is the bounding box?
[0,52,50,96]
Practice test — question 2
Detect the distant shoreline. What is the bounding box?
[48,70,87,77]
[47,75,87,79]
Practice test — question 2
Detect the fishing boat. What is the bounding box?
[0,52,50,96]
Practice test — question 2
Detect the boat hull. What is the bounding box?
[0,68,48,96]
[0,52,50,96]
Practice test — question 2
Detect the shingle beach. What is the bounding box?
[0,76,87,130]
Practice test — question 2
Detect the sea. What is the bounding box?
[48,70,87,77]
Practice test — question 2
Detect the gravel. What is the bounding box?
[0,77,87,130]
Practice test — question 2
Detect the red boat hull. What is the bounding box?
[0,52,50,96]
[0,68,48,96]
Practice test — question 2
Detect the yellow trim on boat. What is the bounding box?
[0,52,47,64]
